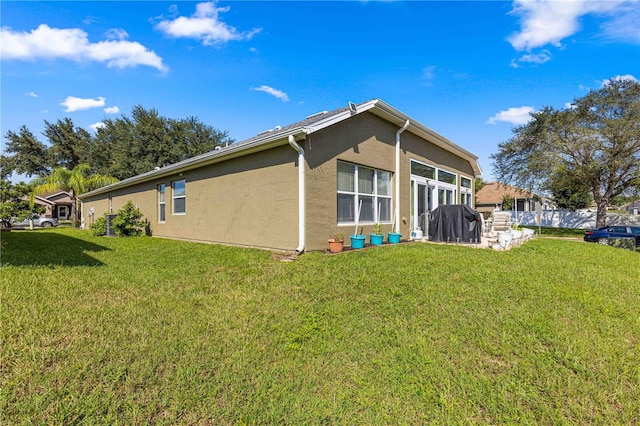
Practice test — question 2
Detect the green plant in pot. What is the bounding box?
[370,223,384,246]
[328,231,344,253]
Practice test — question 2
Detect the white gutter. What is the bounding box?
[288,135,305,254]
[395,120,410,233]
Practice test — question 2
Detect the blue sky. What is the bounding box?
[2,1,639,183]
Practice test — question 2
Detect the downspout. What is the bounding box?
[288,135,305,254]
[395,120,410,234]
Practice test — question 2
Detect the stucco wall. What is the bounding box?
[82,145,299,250]
[304,112,476,250]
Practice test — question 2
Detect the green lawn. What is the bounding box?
[521,226,587,238]
[2,228,639,424]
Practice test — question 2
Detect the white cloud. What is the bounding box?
[601,74,638,87]
[251,85,289,102]
[25,91,38,97]
[422,65,436,84]
[105,28,129,41]
[0,24,167,71]
[155,1,261,46]
[599,2,640,43]
[60,96,106,112]
[508,0,636,51]
[104,106,120,114]
[486,106,535,125]
[89,122,105,133]
[510,50,552,68]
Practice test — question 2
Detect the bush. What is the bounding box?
[91,201,146,237]
[112,201,146,236]
[90,215,107,236]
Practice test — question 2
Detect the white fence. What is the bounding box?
[507,210,640,230]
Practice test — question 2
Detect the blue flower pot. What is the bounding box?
[388,232,401,244]
[350,234,366,249]
[369,234,384,246]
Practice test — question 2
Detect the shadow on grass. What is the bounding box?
[1,230,110,267]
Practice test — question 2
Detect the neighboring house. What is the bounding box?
[475,182,552,215]
[623,200,640,215]
[79,99,482,252]
[33,191,74,220]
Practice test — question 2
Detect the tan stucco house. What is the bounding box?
[475,182,553,215]
[79,99,481,252]
[34,191,74,220]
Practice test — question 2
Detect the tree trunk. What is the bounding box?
[70,190,78,228]
[595,200,607,228]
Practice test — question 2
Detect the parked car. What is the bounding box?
[583,226,640,246]
[10,214,59,228]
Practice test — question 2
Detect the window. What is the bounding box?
[461,177,472,206]
[411,161,435,179]
[172,179,186,214]
[410,160,458,214]
[158,184,166,222]
[337,161,392,224]
[437,170,457,185]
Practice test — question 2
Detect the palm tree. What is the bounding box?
[32,164,118,228]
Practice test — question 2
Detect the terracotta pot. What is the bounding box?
[328,239,344,253]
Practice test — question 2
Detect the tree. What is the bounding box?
[545,167,592,211]
[1,126,49,178]
[95,106,233,180]
[491,77,640,228]
[501,194,515,211]
[32,164,118,228]
[3,106,233,181]
[0,181,45,228]
[44,118,92,170]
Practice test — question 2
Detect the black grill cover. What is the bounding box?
[428,204,482,243]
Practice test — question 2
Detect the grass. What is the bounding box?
[521,226,586,238]
[2,228,639,424]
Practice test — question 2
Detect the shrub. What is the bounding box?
[90,215,107,236]
[90,201,146,237]
[112,201,146,236]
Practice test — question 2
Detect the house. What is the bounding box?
[34,191,74,220]
[623,200,640,215]
[79,99,482,252]
[475,182,552,215]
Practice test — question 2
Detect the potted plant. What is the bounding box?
[387,224,402,244]
[350,202,366,249]
[328,231,344,253]
[370,223,384,246]
[350,227,366,249]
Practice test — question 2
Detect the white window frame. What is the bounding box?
[158,184,166,222]
[337,161,392,225]
[411,160,468,232]
[460,176,473,207]
[172,179,186,215]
